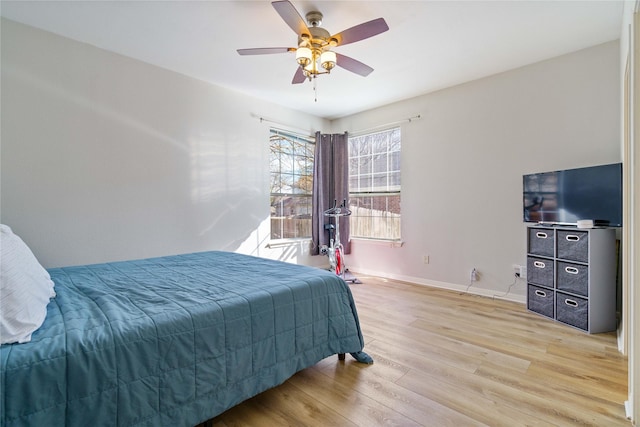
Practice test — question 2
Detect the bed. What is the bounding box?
[0,248,370,427]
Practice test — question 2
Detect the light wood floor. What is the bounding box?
[209,275,629,426]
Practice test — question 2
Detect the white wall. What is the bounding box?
[332,41,621,302]
[1,19,622,304]
[0,19,329,268]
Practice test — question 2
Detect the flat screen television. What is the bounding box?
[523,163,622,227]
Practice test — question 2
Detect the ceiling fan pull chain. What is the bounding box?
[314,76,318,102]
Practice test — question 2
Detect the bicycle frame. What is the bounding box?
[321,200,351,277]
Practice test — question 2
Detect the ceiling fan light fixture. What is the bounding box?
[320,51,337,71]
[237,1,389,87]
[296,47,312,66]
[304,59,315,74]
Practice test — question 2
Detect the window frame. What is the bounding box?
[348,127,402,242]
[269,129,315,242]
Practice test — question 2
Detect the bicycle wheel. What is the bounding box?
[335,247,343,275]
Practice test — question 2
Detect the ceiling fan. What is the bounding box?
[237,0,389,84]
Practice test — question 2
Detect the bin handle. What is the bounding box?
[536,232,548,239]
[533,261,545,269]
[566,234,580,241]
[565,266,579,275]
[535,290,547,298]
[564,299,578,307]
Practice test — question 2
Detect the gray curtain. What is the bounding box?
[311,131,351,255]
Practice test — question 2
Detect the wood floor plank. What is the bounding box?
[359,311,532,373]
[475,360,628,422]
[288,366,424,426]
[310,358,489,427]
[210,276,630,426]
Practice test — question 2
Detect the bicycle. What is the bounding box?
[321,200,351,278]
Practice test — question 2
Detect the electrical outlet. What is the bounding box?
[512,264,526,279]
[423,255,430,264]
[519,265,527,279]
[512,264,520,275]
[470,268,477,281]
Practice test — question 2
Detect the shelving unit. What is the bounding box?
[526,225,617,333]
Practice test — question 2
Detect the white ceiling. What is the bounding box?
[0,1,625,120]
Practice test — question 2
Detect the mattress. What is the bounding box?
[1,251,366,426]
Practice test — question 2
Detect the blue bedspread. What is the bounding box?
[1,251,366,426]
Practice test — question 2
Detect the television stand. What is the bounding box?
[536,221,576,227]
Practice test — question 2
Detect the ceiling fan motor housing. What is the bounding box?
[305,11,323,27]
[300,26,332,47]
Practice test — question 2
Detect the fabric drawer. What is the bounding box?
[556,261,588,297]
[527,285,554,319]
[556,292,588,331]
[527,256,554,288]
[527,228,554,257]
[557,230,588,263]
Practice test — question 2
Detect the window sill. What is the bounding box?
[350,238,404,248]
[265,238,311,249]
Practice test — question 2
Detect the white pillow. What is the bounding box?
[0,224,56,344]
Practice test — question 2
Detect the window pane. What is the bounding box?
[282,152,293,174]
[270,172,282,194]
[372,137,387,154]
[389,151,401,170]
[281,173,294,194]
[350,138,369,155]
[270,195,312,239]
[348,194,401,240]
[373,155,387,173]
[349,177,358,191]
[389,171,401,188]
[359,156,371,175]
[372,174,387,190]
[360,175,372,190]
[349,157,358,175]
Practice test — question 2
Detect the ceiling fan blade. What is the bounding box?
[336,53,374,77]
[331,18,389,46]
[292,67,306,84]
[272,0,310,37]
[237,47,295,56]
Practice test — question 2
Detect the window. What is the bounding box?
[269,129,314,239]
[348,127,401,240]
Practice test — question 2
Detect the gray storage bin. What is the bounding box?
[528,228,554,257]
[526,226,616,334]
[527,285,554,319]
[556,261,588,297]
[527,256,554,288]
[557,230,588,263]
[556,292,588,331]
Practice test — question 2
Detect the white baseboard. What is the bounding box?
[349,267,526,304]
[624,399,632,420]
[617,325,626,354]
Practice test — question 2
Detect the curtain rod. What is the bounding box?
[349,114,421,136]
[254,113,421,137]
[253,114,318,136]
